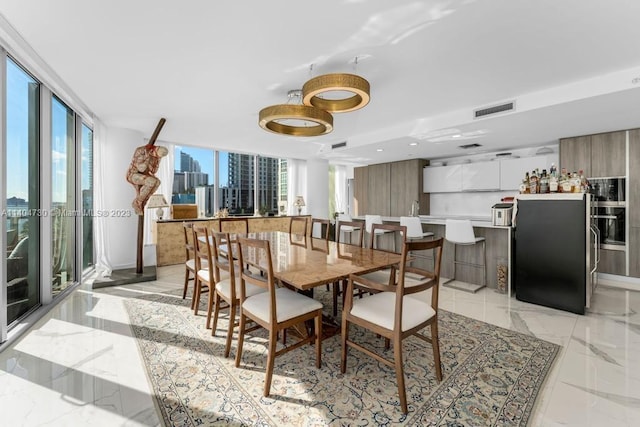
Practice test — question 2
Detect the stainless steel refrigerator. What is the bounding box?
[512,193,597,314]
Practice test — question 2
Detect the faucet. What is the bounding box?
[410,200,419,216]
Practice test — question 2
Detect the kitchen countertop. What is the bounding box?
[353,215,511,229]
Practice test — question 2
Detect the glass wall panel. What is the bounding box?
[51,96,75,295]
[81,124,93,270]
[5,58,40,324]
[256,156,280,216]
[171,146,214,217]
[219,151,255,216]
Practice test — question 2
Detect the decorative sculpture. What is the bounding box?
[126,143,168,215]
[127,118,167,273]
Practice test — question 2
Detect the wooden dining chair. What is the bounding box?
[355,222,407,290]
[311,218,330,240]
[235,237,323,397]
[182,222,202,302]
[192,225,216,325]
[218,217,249,234]
[209,231,265,358]
[289,216,308,235]
[341,237,444,414]
[331,220,366,316]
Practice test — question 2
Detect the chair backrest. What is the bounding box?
[337,220,364,247]
[289,216,308,235]
[311,218,330,240]
[192,225,214,278]
[210,231,237,289]
[365,214,383,234]
[218,217,249,234]
[183,222,195,261]
[396,238,444,314]
[369,223,406,252]
[400,216,424,239]
[445,219,476,244]
[236,237,278,323]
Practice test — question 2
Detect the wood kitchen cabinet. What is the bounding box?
[353,166,368,216]
[630,227,640,278]
[353,159,428,216]
[559,135,591,177]
[598,248,626,276]
[559,131,625,178]
[390,159,429,217]
[629,128,640,228]
[590,131,626,177]
[367,163,391,216]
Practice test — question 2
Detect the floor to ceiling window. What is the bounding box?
[81,124,93,270]
[5,58,41,325]
[51,96,76,296]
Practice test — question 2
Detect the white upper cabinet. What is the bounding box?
[461,161,500,191]
[499,156,550,190]
[423,165,462,193]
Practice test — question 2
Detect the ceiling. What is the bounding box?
[1,0,639,165]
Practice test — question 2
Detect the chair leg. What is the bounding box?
[205,284,214,329]
[211,292,221,336]
[452,243,457,282]
[315,312,322,368]
[235,312,246,368]
[394,337,408,414]
[340,319,349,373]
[182,268,190,299]
[264,328,278,397]
[193,279,201,314]
[482,240,487,287]
[431,322,443,381]
[224,303,236,358]
[332,281,339,317]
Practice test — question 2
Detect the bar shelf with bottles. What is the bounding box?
[518,164,589,195]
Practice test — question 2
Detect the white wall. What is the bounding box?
[100,126,157,269]
[429,145,559,218]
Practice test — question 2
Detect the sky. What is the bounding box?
[174,145,229,187]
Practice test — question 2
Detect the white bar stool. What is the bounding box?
[444,219,486,293]
[400,216,435,267]
[365,214,394,250]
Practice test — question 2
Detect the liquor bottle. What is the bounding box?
[529,169,538,194]
[579,169,587,193]
[549,168,558,192]
[539,169,549,193]
[560,169,572,193]
[571,172,581,193]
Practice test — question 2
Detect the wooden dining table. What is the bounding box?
[234,231,403,292]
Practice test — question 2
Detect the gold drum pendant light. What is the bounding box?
[302,73,370,113]
[259,103,333,137]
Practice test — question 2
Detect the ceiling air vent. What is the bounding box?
[473,101,515,119]
[458,143,482,149]
[331,141,347,149]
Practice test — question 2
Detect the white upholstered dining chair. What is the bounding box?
[341,237,445,414]
[234,237,323,397]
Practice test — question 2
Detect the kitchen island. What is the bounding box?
[354,215,512,294]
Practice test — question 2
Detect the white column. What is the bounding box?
[306,159,329,219]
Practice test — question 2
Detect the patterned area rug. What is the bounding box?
[123,288,559,426]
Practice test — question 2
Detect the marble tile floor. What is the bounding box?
[1,264,640,426]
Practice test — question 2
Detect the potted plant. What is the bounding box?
[258,205,269,217]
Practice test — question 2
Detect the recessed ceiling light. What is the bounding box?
[452,134,462,138]
[409,142,418,146]
[376,148,383,152]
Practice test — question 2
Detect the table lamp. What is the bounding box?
[146,194,169,220]
[293,195,306,215]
